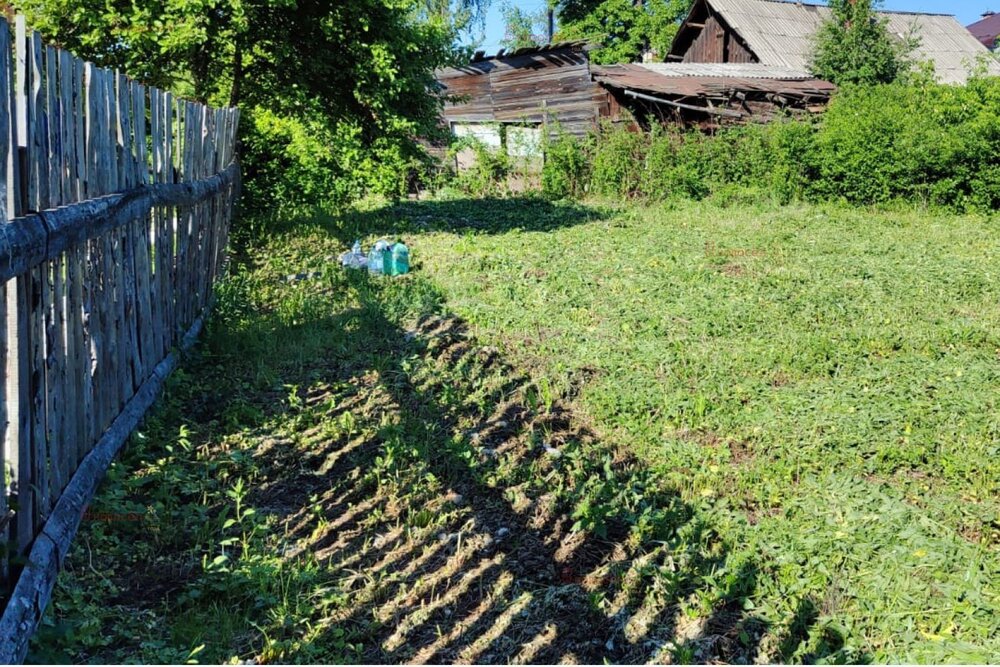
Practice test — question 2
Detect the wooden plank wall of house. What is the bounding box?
[676,15,756,64]
[437,44,611,139]
[0,14,239,662]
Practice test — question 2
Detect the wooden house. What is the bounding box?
[435,40,834,157]
[667,0,1000,84]
[436,0,997,160]
[435,43,610,170]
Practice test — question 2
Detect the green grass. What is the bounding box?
[32,195,999,664]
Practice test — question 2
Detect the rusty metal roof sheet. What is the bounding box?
[695,0,1000,84]
[592,63,836,97]
[635,62,814,79]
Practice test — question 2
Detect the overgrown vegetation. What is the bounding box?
[451,76,1000,213]
[809,0,917,86]
[499,0,546,50]
[13,0,461,217]
[555,0,691,63]
[13,1,1000,664]
[36,197,1000,663]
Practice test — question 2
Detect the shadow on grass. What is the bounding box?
[34,215,859,664]
[210,267,854,663]
[238,195,614,251]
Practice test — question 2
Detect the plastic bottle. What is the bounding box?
[367,246,383,274]
[352,239,361,256]
[390,241,409,275]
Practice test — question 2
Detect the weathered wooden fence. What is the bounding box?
[0,14,239,661]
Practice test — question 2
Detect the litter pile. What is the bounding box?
[340,239,410,276]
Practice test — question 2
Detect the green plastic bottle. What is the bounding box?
[381,246,393,276]
[391,241,410,275]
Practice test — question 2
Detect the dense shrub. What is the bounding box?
[444,135,513,197]
[640,128,710,200]
[241,103,434,220]
[589,123,647,197]
[524,77,1000,213]
[812,79,1000,209]
[241,108,347,218]
[542,131,591,199]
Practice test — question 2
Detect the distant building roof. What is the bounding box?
[967,11,1000,49]
[669,0,1000,84]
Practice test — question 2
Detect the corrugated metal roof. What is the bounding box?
[592,63,836,97]
[636,62,814,79]
[702,0,1000,84]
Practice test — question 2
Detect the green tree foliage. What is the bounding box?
[810,0,916,85]
[500,1,544,50]
[556,0,690,64]
[13,0,461,215]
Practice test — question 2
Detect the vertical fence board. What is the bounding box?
[9,15,32,557]
[164,92,173,183]
[28,263,48,526]
[83,237,100,446]
[44,45,57,208]
[83,63,95,199]
[106,69,118,194]
[28,31,45,212]
[135,83,147,185]
[73,57,83,201]
[45,254,66,500]
[116,72,130,191]
[58,49,71,204]
[0,279,6,587]
[65,244,85,465]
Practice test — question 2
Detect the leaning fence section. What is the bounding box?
[0,14,239,659]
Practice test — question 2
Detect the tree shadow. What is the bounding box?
[225,271,844,664]
[254,195,615,248]
[35,230,863,664]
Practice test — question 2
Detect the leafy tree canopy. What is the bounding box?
[500,1,545,50]
[810,0,917,86]
[11,0,473,211]
[556,0,690,64]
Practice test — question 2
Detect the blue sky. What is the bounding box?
[466,0,992,54]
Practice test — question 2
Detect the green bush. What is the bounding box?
[640,128,710,200]
[241,107,348,219]
[542,130,591,199]
[764,119,817,204]
[589,123,647,197]
[528,78,999,213]
[241,105,429,220]
[811,78,1000,210]
[447,135,512,197]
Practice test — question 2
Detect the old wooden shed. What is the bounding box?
[436,42,609,142]
[436,40,833,149]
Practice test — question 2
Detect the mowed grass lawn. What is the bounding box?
[38,196,999,664]
[372,196,1000,659]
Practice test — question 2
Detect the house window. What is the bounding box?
[450,122,543,172]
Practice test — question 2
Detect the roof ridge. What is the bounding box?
[711,0,955,18]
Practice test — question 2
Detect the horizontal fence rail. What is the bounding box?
[0,14,239,662]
